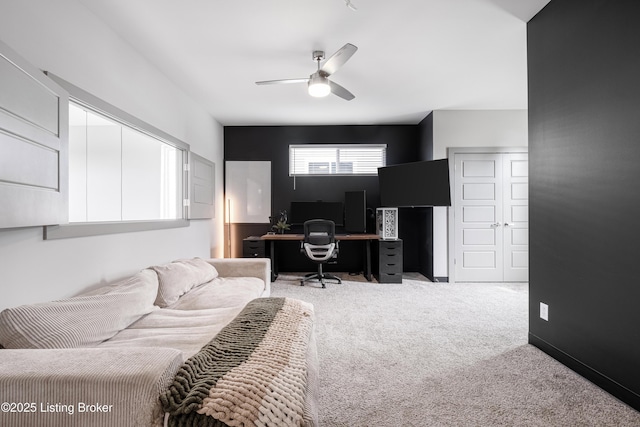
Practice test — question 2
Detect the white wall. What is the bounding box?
[0,0,224,309]
[432,110,528,279]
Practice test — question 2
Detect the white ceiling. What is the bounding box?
[77,0,551,126]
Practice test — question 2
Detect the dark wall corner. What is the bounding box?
[418,112,434,161]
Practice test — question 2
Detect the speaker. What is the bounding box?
[345,190,366,233]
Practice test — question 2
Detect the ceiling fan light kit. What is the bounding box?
[256,43,358,100]
[308,73,331,97]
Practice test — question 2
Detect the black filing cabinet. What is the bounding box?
[242,236,265,258]
[374,239,403,283]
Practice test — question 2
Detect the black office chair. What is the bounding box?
[300,219,341,288]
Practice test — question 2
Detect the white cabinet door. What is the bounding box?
[189,152,215,219]
[0,40,69,228]
[453,152,528,282]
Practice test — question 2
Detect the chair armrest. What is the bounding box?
[0,347,183,427]
[206,258,271,296]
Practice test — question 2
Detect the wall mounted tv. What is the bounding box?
[378,159,451,207]
[290,201,344,226]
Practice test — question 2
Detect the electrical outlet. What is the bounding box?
[540,302,549,321]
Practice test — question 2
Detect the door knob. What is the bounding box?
[490,222,501,227]
[504,222,511,227]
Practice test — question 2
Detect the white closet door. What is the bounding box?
[454,154,504,282]
[503,153,529,282]
[453,151,529,282]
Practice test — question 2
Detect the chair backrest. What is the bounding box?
[303,219,336,246]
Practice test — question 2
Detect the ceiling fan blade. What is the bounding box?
[321,43,358,76]
[329,80,355,101]
[255,78,309,85]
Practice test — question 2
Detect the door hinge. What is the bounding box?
[183,199,190,207]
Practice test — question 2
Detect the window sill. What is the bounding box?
[44,219,189,240]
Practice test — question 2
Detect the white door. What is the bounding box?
[502,153,529,281]
[453,152,528,282]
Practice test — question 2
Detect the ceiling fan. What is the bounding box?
[255,43,358,101]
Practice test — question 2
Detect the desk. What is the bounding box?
[261,233,380,282]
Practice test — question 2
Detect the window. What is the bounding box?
[289,144,386,176]
[68,102,184,222]
[44,74,191,239]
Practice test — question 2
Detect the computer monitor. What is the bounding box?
[290,201,344,226]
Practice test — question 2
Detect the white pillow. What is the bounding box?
[151,258,218,308]
[0,269,158,349]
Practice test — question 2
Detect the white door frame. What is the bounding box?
[447,147,528,283]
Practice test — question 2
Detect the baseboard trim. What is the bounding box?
[529,333,640,411]
[434,276,448,283]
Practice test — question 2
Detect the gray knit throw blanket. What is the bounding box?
[161,297,314,427]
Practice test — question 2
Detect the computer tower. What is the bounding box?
[344,190,366,233]
[376,207,398,240]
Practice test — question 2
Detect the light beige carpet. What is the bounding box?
[271,274,640,426]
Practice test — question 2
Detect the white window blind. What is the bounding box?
[289,144,386,176]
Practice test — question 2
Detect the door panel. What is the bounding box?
[455,153,503,281]
[463,183,495,200]
[464,251,496,268]
[511,159,528,177]
[511,183,528,200]
[511,206,529,222]
[511,228,529,245]
[462,205,496,222]
[463,229,495,245]
[512,251,529,268]
[503,153,529,281]
[463,160,495,177]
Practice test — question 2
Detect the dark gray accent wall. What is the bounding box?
[224,125,419,216]
[528,0,640,409]
[224,125,438,277]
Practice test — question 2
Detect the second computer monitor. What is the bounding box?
[290,201,344,226]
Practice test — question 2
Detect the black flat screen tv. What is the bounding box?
[290,201,344,226]
[378,159,451,207]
